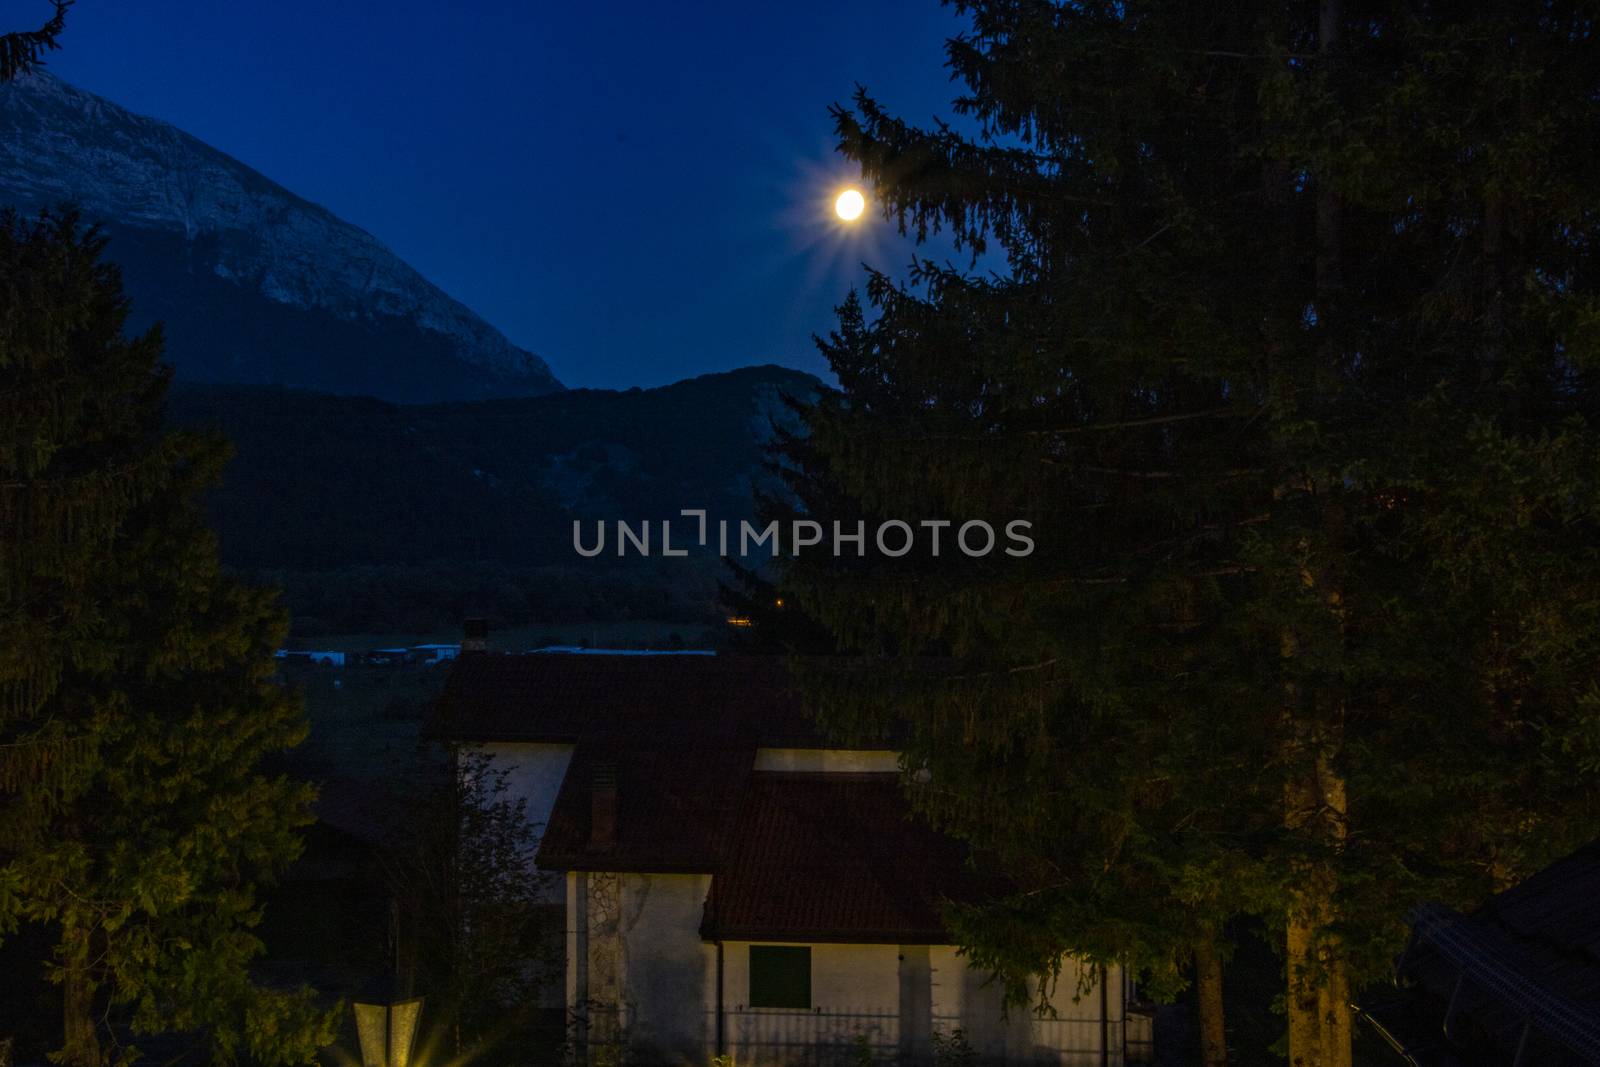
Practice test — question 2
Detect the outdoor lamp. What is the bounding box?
[352,987,424,1067]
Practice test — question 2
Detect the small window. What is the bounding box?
[749,945,811,1009]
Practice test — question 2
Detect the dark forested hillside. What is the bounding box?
[166,365,816,633]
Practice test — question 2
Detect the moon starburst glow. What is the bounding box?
[834,188,866,221]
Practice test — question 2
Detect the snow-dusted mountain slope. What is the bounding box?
[0,72,561,402]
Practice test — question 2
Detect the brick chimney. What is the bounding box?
[462,617,489,654]
[589,762,618,851]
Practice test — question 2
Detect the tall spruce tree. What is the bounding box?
[778,4,1600,1066]
[782,289,1257,1065]
[0,212,335,1065]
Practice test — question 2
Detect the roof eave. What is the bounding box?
[699,925,954,946]
[538,858,721,875]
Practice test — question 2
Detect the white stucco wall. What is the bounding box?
[477,741,575,833]
[718,941,900,1012]
[929,947,1124,1066]
[476,741,573,898]
[471,742,575,1009]
[714,941,903,1064]
[703,942,1123,1067]
[753,748,901,773]
[570,871,716,1065]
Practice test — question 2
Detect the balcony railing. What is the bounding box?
[576,1005,1137,1066]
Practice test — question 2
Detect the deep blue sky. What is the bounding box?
[48,1,972,390]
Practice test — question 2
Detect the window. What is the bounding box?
[748,945,810,1009]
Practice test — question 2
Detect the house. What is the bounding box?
[1360,839,1600,1065]
[426,651,1153,1066]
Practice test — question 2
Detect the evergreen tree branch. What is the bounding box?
[0,1,70,83]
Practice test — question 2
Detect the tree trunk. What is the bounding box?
[1282,3,1354,1063]
[1193,939,1228,1067]
[59,925,100,1067]
[1284,749,1352,1067]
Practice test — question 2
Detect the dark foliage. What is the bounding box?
[0,1,67,83]
[775,3,1600,1064]
[0,210,334,1065]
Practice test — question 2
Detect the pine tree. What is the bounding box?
[783,289,1255,1063]
[0,211,335,1066]
[780,4,1600,1065]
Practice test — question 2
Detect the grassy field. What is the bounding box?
[276,617,726,785]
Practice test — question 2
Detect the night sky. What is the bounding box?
[48,1,972,390]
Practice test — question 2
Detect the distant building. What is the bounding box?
[275,649,346,667]
[427,652,1152,1066]
[527,646,715,657]
[462,617,490,653]
[410,643,461,663]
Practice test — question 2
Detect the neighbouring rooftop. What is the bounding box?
[701,771,985,943]
[1366,839,1600,1064]
[425,651,984,943]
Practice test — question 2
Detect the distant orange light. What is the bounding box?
[726,616,753,628]
[774,598,785,608]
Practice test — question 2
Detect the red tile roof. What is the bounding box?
[537,740,754,873]
[700,772,981,944]
[433,653,983,940]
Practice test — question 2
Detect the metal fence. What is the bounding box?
[715,1008,1117,1067]
[574,1005,1131,1066]
[929,1012,1115,1066]
[719,1007,901,1066]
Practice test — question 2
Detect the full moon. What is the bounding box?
[835,188,866,221]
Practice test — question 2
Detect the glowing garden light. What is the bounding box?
[353,989,424,1067]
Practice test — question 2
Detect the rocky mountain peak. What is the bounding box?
[0,71,561,402]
